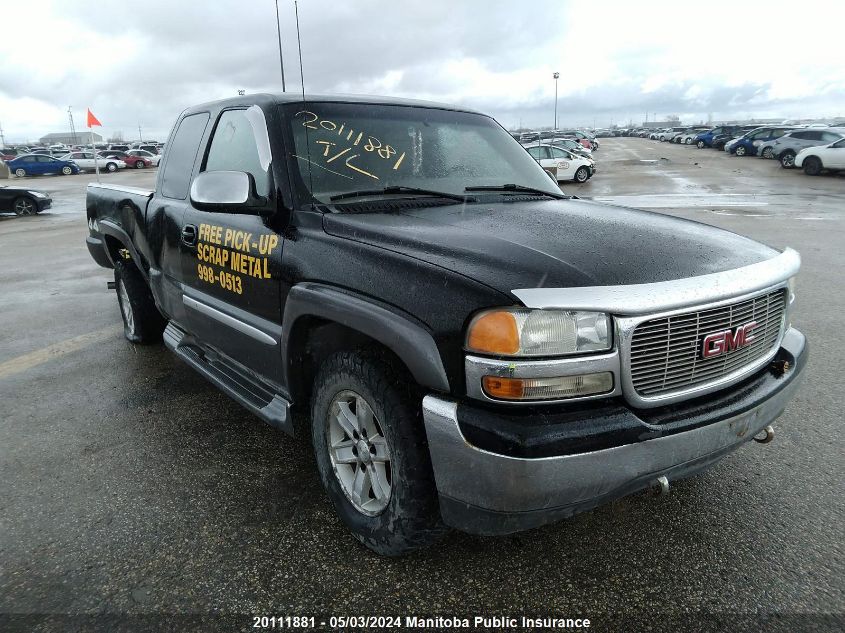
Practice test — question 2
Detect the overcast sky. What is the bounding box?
[2,0,844,143]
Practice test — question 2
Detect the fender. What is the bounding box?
[97,219,149,281]
[281,282,450,393]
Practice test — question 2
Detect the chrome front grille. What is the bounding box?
[629,289,787,398]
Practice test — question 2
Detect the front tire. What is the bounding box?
[780,152,796,168]
[803,156,822,176]
[113,258,166,344]
[311,350,445,556]
[574,166,589,183]
[13,196,36,215]
[134,160,145,169]
[61,166,73,175]
[14,168,26,178]
[735,145,747,156]
[106,162,118,173]
[761,146,774,159]
[697,140,705,148]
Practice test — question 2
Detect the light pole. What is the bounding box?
[553,72,560,130]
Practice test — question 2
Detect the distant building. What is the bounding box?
[39,131,103,145]
[642,121,680,128]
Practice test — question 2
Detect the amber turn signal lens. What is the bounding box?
[482,373,614,401]
[466,311,520,355]
[481,376,526,399]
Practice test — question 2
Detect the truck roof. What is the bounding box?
[183,93,484,116]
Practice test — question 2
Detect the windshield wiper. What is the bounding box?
[464,184,568,199]
[329,186,473,203]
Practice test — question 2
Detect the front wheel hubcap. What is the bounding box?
[327,391,392,515]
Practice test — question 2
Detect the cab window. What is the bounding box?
[527,146,550,160]
[204,109,269,195]
[161,112,210,200]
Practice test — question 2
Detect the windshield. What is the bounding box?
[283,102,561,205]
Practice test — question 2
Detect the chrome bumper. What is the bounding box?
[423,328,806,535]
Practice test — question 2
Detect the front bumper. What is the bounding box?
[423,328,806,536]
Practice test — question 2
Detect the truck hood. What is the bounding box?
[322,197,779,299]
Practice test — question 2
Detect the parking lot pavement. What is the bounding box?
[1,141,843,625]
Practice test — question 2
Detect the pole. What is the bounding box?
[0,121,5,148]
[91,129,100,184]
[138,124,143,142]
[553,72,559,130]
[275,0,287,91]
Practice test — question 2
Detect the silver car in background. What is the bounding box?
[773,128,845,168]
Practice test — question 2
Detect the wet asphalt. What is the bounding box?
[0,141,842,631]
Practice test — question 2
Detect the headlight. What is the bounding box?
[466,309,611,357]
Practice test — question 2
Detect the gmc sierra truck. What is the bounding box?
[86,94,807,555]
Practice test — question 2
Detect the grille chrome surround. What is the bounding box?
[617,284,789,408]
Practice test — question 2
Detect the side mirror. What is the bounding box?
[189,170,267,212]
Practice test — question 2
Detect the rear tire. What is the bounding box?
[803,156,822,176]
[574,166,589,183]
[311,349,446,556]
[113,258,166,344]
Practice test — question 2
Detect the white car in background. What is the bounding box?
[60,151,126,173]
[794,137,845,175]
[126,149,161,167]
[524,143,595,183]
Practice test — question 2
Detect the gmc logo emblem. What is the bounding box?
[701,322,758,359]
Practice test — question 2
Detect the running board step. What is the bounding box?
[163,322,292,433]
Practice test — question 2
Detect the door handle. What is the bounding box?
[181,224,198,246]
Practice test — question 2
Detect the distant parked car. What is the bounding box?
[772,129,845,167]
[107,144,130,152]
[126,149,161,166]
[658,128,682,142]
[1,148,22,161]
[548,137,592,157]
[0,185,52,214]
[60,151,126,173]
[558,130,597,149]
[728,127,795,156]
[102,150,151,169]
[525,143,595,182]
[7,154,80,177]
[679,129,708,144]
[694,126,739,148]
[794,137,845,175]
[130,143,160,154]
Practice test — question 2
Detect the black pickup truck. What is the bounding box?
[86,94,806,555]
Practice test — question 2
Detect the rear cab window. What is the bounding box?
[161,113,210,199]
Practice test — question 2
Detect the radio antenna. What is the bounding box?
[274,0,286,91]
[294,0,305,99]
[294,0,314,204]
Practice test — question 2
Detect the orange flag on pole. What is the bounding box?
[86,109,102,127]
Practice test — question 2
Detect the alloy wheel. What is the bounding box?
[14,198,34,215]
[327,390,392,516]
[118,280,136,336]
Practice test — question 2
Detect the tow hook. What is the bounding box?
[754,425,775,444]
[771,360,790,376]
[651,475,670,497]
